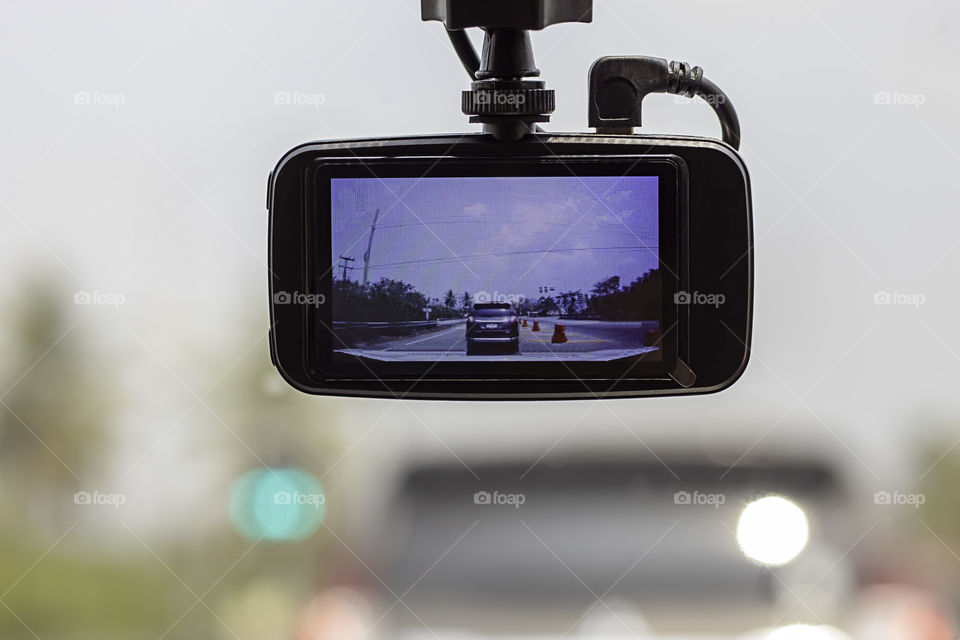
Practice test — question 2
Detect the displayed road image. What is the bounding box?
[333,318,661,362]
[329,174,663,362]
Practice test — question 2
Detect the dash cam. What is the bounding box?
[267,0,753,400]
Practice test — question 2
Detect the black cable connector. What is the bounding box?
[589,56,741,150]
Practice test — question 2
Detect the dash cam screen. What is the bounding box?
[328,175,662,363]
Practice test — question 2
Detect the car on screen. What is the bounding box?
[466,303,520,355]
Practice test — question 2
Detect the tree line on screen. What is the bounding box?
[332,278,464,322]
[522,270,661,321]
[332,269,660,323]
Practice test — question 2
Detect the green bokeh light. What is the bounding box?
[229,468,326,541]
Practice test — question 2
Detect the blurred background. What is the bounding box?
[1,1,960,638]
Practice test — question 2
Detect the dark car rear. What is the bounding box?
[466,303,520,355]
[367,456,858,638]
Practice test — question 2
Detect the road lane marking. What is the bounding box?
[402,326,464,347]
[386,325,464,349]
[522,329,611,344]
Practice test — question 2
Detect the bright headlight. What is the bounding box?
[736,495,809,566]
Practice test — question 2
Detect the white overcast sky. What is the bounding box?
[1,0,960,505]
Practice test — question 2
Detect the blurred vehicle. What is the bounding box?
[330,448,878,639]
[466,303,520,356]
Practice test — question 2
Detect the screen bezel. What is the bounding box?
[304,155,685,385]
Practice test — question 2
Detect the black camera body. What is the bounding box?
[267,132,752,400]
[267,0,753,400]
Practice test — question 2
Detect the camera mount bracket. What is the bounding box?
[422,0,592,141]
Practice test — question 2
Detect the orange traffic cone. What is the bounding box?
[551,324,568,344]
[532,320,541,332]
[522,319,528,327]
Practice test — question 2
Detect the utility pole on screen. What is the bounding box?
[338,255,355,281]
[362,208,380,286]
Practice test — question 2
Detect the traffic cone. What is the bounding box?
[551,324,568,344]
[532,320,541,332]
[522,319,528,327]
